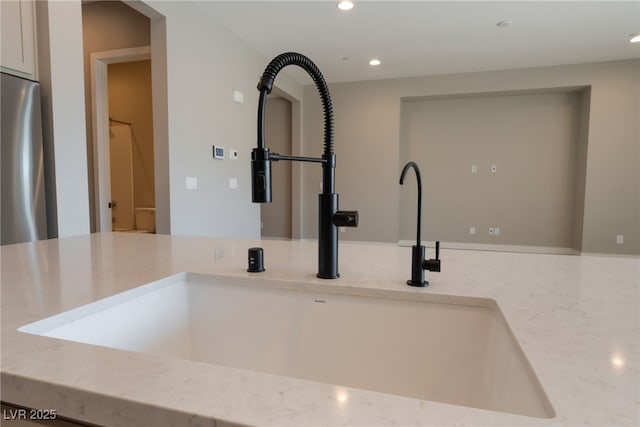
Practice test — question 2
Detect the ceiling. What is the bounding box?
[196,0,640,85]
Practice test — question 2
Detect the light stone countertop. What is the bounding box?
[1,232,638,426]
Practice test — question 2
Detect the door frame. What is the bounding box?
[90,46,150,232]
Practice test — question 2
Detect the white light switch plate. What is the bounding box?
[229,178,238,189]
[233,90,244,104]
[186,176,198,190]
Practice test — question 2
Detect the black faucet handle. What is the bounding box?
[332,210,358,227]
[423,241,441,273]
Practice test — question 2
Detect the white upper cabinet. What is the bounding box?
[1,0,37,80]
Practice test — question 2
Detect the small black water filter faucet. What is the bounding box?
[399,161,441,287]
[251,53,358,279]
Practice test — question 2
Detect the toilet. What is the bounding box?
[134,207,156,233]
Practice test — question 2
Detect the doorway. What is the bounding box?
[261,94,293,239]
[107,58,155,232]
[82,0,169,234]
[90,47,153,232]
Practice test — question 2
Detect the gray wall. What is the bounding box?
[302,60,639,255]
[400,90,585,251]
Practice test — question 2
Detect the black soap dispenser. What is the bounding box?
[247,247,265,273]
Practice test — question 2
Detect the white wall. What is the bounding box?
[142,1,303,238]
[40,0,91,238]
[39,0,302,240]
[148,3,254,237]
[145,1,300,238]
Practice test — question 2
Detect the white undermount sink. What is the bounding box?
[19,273,554,418]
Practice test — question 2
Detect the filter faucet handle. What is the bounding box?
[423,241,441,273]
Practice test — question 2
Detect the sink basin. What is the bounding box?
[19,273,554,418]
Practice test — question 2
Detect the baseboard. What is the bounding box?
[261,236,293,242]
[580,252,640,259]
[397,240,580,255]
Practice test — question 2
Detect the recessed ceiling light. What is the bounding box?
[337,1,354,11]
[630,33,640,43]
[369,59,381,66]
[496,20,512,28]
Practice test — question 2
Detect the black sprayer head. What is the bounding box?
[251,148,272,203]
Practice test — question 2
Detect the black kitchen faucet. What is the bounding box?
[251,52,358,279]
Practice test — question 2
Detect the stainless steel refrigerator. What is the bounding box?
[1,72,48,245]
